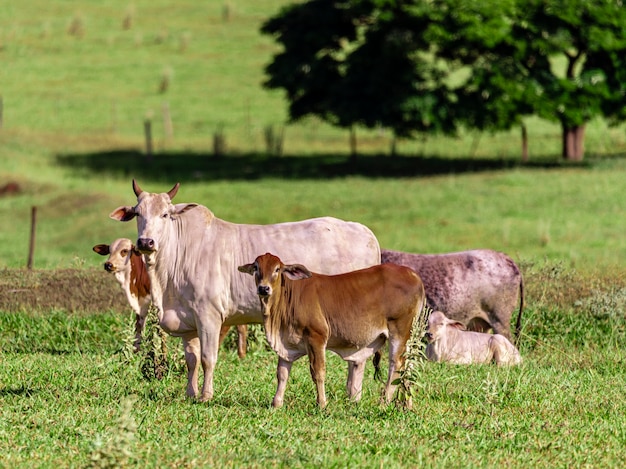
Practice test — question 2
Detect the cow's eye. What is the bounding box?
[162,213,169,218]
[121,249,128,257]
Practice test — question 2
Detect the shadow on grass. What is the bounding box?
[54,149,618,183]
[0,386,37,397]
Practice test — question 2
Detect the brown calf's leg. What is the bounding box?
[346,360,366,402]
[384,327,411,404]
[273,357,293,408]
[236,325,247,359]
[307,341,327,408]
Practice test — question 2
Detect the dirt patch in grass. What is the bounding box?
[0,268,128,314]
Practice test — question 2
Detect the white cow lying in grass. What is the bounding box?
[425,311,521,366]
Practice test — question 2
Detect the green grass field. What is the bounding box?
[2,1,626,467]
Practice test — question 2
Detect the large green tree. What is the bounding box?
[262,0,626,160]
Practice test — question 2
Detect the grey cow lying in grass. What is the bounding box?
[425,311,522,366]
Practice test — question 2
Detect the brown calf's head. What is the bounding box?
[93,238,138,273]
[426,310,465,343]
[238,252,312,302]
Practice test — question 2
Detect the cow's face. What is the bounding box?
[238,253,312,304]
[426,311,465,342]
[93,238,136,273]
[109,180,196,255]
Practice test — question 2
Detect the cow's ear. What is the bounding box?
[173,203,198,215]
[283,264,312,280]
[109,206,137,222]
[92,244,110,255]
[450,321,466,331]
[238,263,255,275]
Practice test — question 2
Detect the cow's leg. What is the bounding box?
[346,360,366,402]
[488,310,512,340]
[133,313,146,352]
[466,317,491,334]
[198,329,219,402]
[385,322,412,404]
[273,357,293,408]
[182,333,200,398]
[307,341,327,408]
[218,324,230,347]
[236,325,248,359]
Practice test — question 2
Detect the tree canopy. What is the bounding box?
[261,0,626,160]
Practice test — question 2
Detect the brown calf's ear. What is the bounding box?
[283,264,312,280]
[238,263,255,275]
[92,244,110,256]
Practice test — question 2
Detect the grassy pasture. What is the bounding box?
[1,1,626,467]
[1,264,626,468]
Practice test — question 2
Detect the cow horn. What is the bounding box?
[167,182,180,201]
[132,179,143,197]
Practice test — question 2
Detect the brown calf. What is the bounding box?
[239,252,425,409]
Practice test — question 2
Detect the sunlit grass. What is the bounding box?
[1,263,626,467]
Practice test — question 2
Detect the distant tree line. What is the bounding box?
[261,0,626,161]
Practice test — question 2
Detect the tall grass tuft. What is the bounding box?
[118,306,178,381]
[139,305,169,381]
[89,396,138,468]
[393,306,430,410]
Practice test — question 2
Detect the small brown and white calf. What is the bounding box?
[239,252,425,408]
[425,311,521,366]
[93,238,151,351]
[94,238,247,357]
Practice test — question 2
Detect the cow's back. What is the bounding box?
[162,211,381,326]
[381,248,522,337]
[284,264,423,346]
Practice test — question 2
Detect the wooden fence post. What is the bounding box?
[144,118,153,163]
[27,206,37,269]
[162,102,173,142]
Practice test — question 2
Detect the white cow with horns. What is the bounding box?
[109,180,381,401]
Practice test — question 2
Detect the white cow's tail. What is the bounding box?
[514,275,524,345]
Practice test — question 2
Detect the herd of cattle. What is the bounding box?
[93,180,524,408]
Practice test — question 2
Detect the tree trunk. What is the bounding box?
[521,123,528,163]
[561,123,586,161]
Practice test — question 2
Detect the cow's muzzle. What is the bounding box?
[136,238,156,253]
[104,262,115,273]
[257,285,271,297]
[425,332,433,342]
